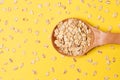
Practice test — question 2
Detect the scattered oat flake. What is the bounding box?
[93,70,97,76]
[112,12,118,18]
[35,57,40,61]
[35,39,41,43]
[0,0,4,4]
[93,4,96,8]
[46,72,49,76]
[0,50,4,54]
[5,7,11,11]
[65,10,70,14]
[22,8,27,12]
[9,58,13,63]
[4,62,8,65]
[31,60,36,64]
[94,25,99,29]
[57,2,62,7]
[0,28,3,33]
[0,44,4,49]
[35,31,39,36]
[10,26,15,30]
[2,7,7,11]
[118,24,120,28]
[112,57,116,62]
[48,8,52,11]
[50,67,55,72]
[97,50,102,54]
[0,77,2,80]
[61,55,65,58]
[42,54,46,58]
[108,26,112,32]
[14,17,18,22]
[63,70,67,74]
[38,4,42,8]
[22,50,26,55]
[106,60,111,65]
[98,0,102,2]
[76,78,80,80]
[32,51,37,56]
[48,35,51,40]
[105,56,109,60]
[14,6,18,10]
[2,37,7,42]
[17,44,21,48]
[57,11,61,14]
[106,67,111,71]
[23,18,29,21]
[45,2,50,7]
[68,0,72,4]
[14,28,20,33]
[70,64,75,68]
[53,78,57,80]
[43,28,47,32]
[98,15,102,20]
[46,19,50,24]
[61,5,66,9]
[92,61,98,65]
[98,5,103,11]
[87,58,93,63]
[116,0,120,5]
[51,17,54,20]
[28,28,32,33]
[105,9,109,13]
[1,68,6,72]
[44,44,49,48]
[51,56,57,61]
[29,10,34,15]
[106,0,110,4]
[35,78,39,80]
[32,70,37,75]
[83,72,88,76]
[23,39,28,43]
[88,14,92,19]
[34,19,39,24]
[12,48,16,53]
[110,45,115,49]
[14,0,17,4]
[13,66,18,70]
[20,63,24,68]
[80,0,84,3]
[4,20,8,25]
[87,3,91,7]
[77,68,81,73]
[101,17,104,23]
[76,6,80,11]
[104,76,109,80]
[38,13,43,17]
[114,74,118,78]
[73,58,77,62]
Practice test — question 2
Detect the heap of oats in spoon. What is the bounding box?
[54,18,92,56]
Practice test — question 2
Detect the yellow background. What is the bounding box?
[0,0,120,80]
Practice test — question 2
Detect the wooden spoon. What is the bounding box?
[51,18,120,56]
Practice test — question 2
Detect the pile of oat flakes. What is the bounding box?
[54,18,92,56]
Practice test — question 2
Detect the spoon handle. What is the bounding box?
[101,32,120,45]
